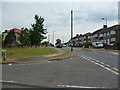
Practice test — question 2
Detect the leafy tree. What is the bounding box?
[55,39,61,45]
[31,15,47,47]
[41,41,49,46]
[20,28,30,46]
[4,30,16,47]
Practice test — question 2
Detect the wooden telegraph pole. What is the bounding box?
[71,10,73,52]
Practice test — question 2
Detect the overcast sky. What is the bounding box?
[1,1,119,43]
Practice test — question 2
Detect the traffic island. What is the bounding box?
[48,49,77,61]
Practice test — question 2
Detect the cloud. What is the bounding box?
[2,2,118,42]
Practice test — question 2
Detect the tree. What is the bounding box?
[4,30,16,47]
[20,27,30,46]
[31,15,47,47]
[41,41,49,46]
[55,39,61,45]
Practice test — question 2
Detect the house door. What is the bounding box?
[107,39,110,45]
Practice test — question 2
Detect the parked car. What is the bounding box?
[92,42,104,48]
[62,44,67,47]
[56,44,63,48]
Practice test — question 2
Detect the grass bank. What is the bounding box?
[2,47,58,59]
[50,48,76,60]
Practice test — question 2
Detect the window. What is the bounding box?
[95,34,98,37]
[111,38,116,42]
[107,32,109,36]
[104,39,107,43]
[104,33,106,36]
[101,40,104,43]
[110,30,116,34]
[84,36,86,39]
[99,34,103,37]
[88,36,91,39]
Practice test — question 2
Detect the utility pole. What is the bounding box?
[52,31,55,46]
[71,10,73,52]
[48,34,50,46]
[62,36,64,44]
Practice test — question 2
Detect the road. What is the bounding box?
[2,47,118,89]
[71,47,118,69]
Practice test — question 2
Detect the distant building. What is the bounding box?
[2,28,21,44]
[68,24,120,46]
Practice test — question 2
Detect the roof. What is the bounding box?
[4,28,21,34]
[99,25,119,34]
[83,32,92,36]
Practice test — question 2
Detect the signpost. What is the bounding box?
[1,49,7,61]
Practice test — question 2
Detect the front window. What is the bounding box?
[99,34,103,37]
[110,30,116,34]
[107,32,110,36]
[104,33,106,36]
[111,38,116,41]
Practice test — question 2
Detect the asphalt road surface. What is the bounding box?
[2,47,118,89]
[71,47,118,69]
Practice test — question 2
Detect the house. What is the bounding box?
[2,28,21,44]
[68,24,120,46]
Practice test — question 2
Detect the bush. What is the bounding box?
[113,41,120,50]
[82,42,92,48]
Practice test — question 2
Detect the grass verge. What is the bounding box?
[1,47,58,63]
[4,47,58,58]
[50,48,77,60]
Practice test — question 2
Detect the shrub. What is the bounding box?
[82,42,92,48]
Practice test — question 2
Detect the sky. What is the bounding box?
[1,0,119,43]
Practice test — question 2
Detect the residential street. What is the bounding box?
[2,47,118,88]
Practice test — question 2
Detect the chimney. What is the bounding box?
[103,25,107,28]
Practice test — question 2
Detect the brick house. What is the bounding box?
[68,24,120,46]
[2,28,21,44]
[92,25,120,46]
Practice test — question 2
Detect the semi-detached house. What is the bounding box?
[68,24,120,46]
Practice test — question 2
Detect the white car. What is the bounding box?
[92,42,104,48]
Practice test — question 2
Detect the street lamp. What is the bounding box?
[102,18,108,45]
[48,34,50,46]
[102,18,107,25]
[52,31,55,46]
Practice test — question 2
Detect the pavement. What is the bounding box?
[15,47,65,64]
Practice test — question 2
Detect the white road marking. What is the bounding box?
[58,85,107,88]
[8,63,12,66]
[0,80,17,83]
[48,61,52,63]
[80,55,119,75]
[110,52,119,55]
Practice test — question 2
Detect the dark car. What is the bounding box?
[56,45,62,48]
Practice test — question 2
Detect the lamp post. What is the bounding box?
[102,18,107,25]
[48,34,50,46]
[52,31,55,46]
[102,18,108,45]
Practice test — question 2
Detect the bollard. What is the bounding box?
[82,45,85,49]
[89,46,91,49]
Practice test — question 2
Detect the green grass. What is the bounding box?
[50,49,76,59]
[3,47,58,59]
